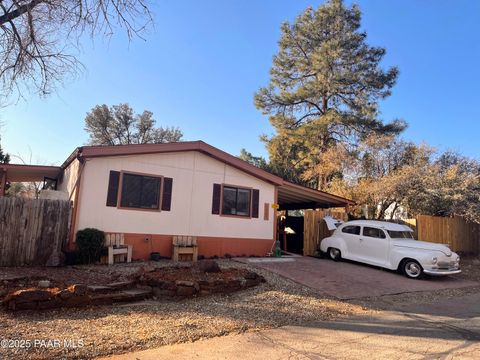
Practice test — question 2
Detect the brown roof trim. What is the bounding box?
[281,180,355,206]
[76,141,284,185]
[61,147,81,169]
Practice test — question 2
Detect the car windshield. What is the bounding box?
[388,230,414,239]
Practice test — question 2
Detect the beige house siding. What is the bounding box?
[75,151,275,240]
[57,158,80,201]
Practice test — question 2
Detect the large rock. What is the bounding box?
[4,289,54,311]
[195,260,221,273]
[37,280,51,288]
[58,288,75,300]
[152,287,176,297]
[72,284,88,296]
[64,295,91,307]
[176,285,197,297]
[6,289,53,304]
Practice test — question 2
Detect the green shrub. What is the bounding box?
[76,228,105,264]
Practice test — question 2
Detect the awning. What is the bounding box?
[0,164,62,182]
[278,181,354,210]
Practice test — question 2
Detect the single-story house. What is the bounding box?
[0,141,353,259]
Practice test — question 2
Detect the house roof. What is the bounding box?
[65,141,282,185]
[63,140,354,209]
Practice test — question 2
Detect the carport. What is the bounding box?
[0,164,62,196]
[276,180,354,255]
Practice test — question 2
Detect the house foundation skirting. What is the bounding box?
[111,233,275,260]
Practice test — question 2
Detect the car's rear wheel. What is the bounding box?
[328,247,341,261]
[402,259,423,279]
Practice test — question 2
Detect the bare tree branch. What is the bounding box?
[0,0,153,103]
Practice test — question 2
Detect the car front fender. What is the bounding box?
[390,247,434,270]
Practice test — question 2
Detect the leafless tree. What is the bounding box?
[0,0,152,102]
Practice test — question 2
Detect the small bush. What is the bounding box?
[76,228,105,264]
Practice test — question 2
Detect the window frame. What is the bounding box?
[117,170,164,212]
[220,183,253,218]
[341,225,361,235]
[362,226,387,239]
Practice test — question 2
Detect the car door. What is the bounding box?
[339,225,362,260]
[359,226,389,266]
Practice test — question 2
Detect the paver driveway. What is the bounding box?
[236,255,478,299]
[100,293,480,360]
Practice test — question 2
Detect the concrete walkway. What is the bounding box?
[99,293,480,360]
[236,256,479,299]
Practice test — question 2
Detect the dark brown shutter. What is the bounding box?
[252,189,260,218]
[161,177,173,211]
[212,183,221,214]
[106,170,120,207]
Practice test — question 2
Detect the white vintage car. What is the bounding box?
[320,220,461,279]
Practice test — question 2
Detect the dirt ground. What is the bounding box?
[0,260,366,360]
[0,257,479,360]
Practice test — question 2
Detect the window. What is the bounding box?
[120,173,161,210]
[363,227,386,239]
[388,230,414,239]
[222,186,251,216]
[341,225,361,235]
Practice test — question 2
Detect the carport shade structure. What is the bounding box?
[277,180,354,210]
[0,164,62,196]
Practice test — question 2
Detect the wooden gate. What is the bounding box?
[0,197,71,266]
[303,209,348,256]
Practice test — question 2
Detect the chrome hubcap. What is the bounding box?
[405,262,421,277]
[330,249,339,259]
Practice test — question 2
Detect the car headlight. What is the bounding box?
[431,257,438,264]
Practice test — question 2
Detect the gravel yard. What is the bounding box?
[0,260,367,360]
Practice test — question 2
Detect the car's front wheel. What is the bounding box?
[328,247,341,261]
[402,259,423,279]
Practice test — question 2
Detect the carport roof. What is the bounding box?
[278,180,354,210]
[0,164,62,182]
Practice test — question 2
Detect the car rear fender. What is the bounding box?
[319,236,348,257]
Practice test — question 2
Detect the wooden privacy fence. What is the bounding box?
[0,197,71,266]
[408,215,480,255]
[304,209,348,256]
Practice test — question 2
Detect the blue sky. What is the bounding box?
[1,0,479,165]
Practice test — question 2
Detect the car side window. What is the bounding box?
[341,226,361,235]
[363,227,386,239]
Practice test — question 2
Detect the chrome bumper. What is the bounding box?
[423,268,462,276]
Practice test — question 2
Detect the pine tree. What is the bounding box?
[0,137,9,164]
[255,0,406,189]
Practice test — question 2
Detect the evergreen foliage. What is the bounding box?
[255,0,405,189]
